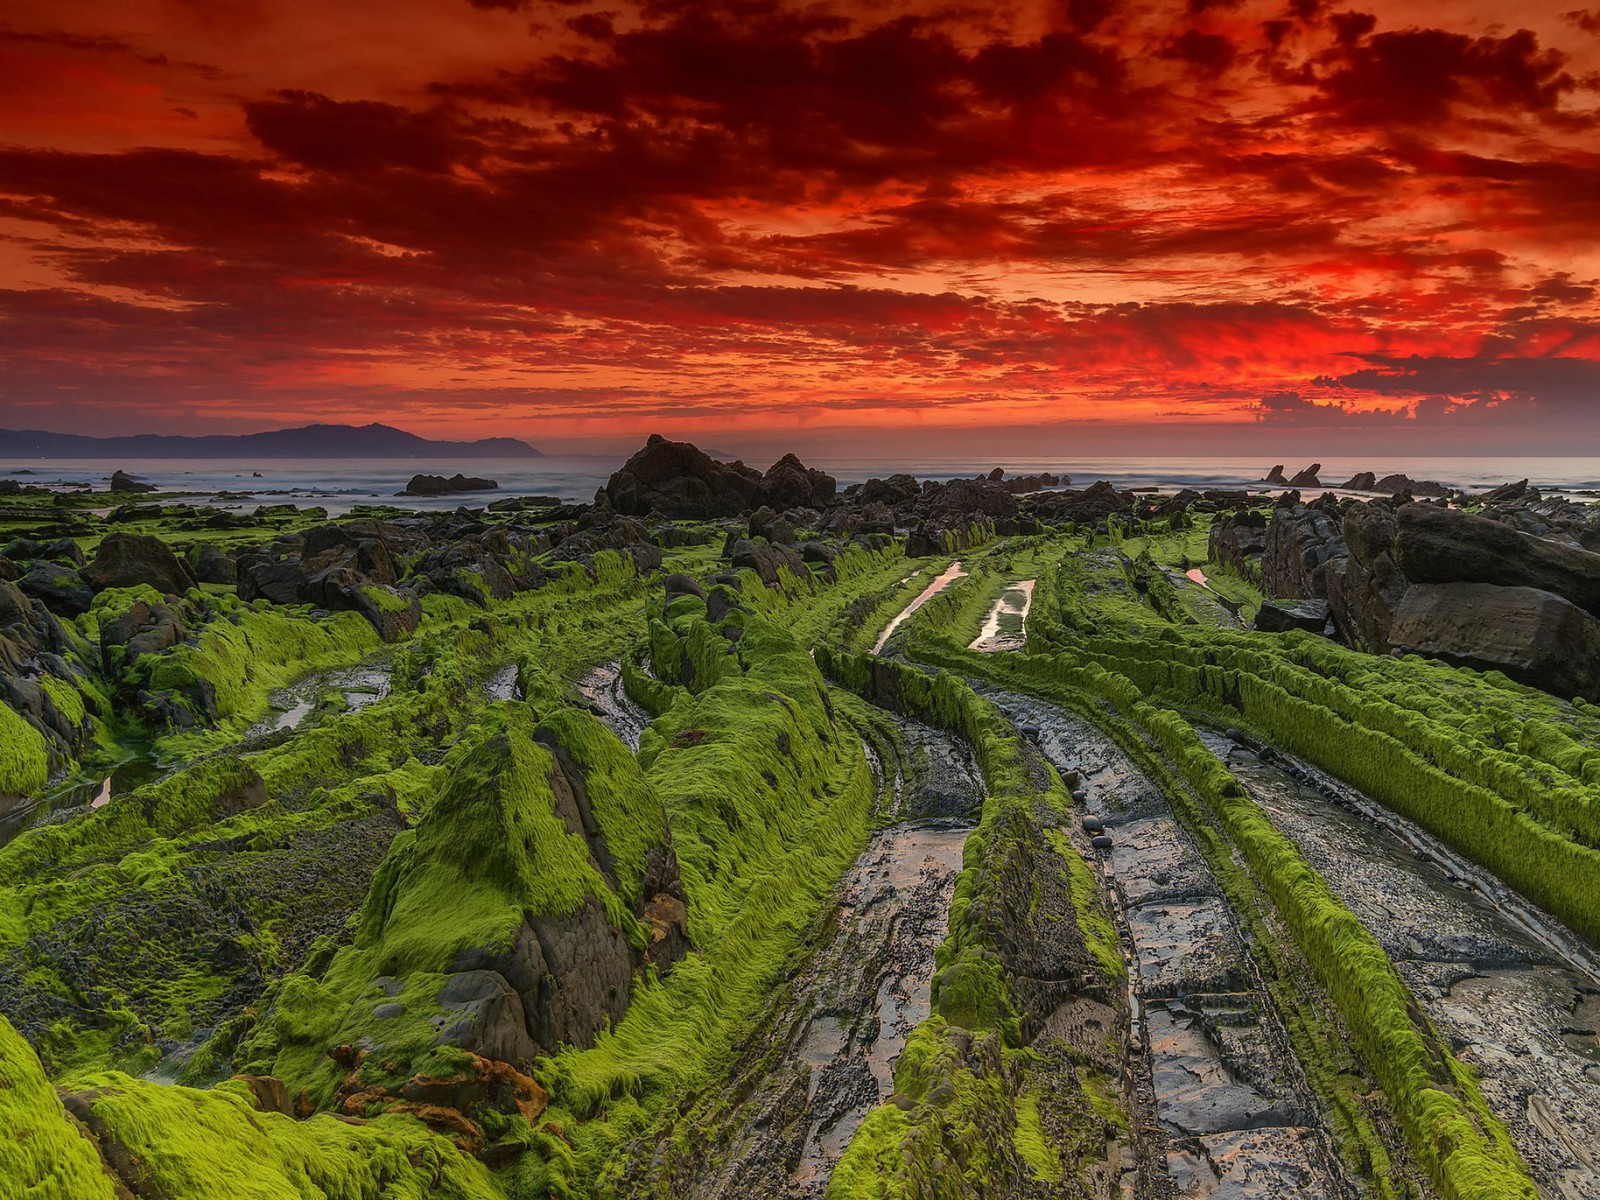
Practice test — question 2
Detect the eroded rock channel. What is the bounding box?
[628,712,982,1199]
[1205,731,1600,1200]
[981,686,1352,1200]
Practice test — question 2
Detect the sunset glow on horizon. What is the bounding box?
[2,0,1598,453]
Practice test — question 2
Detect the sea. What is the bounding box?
[4,456,1599,516]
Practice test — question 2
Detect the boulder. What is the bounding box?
[1287,463,1322,488]
[1388,583,1600,699]
[760,453,836,510]
[1263,465,1289,485]
[1325,502,1407,652]
[1341,471,1377,491]
[1393,504,1600,616]
[1208,510,1267,576]
[730,538,806,587]
[1261,498,1345,599]
[189,543,237,586]
[83,532,197,596]
[663,573,706,601]
[1253,599,1330,634]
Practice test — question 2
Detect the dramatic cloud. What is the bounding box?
[0,0,1597,449]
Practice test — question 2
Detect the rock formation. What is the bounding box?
[402,473,497,497]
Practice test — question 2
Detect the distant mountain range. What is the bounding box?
[0,422,541,459]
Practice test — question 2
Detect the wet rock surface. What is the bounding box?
[969,579,1035,652]
[628,713,981,1199]
[573,659,652,752]
[1209,733,1600,1200]
[981,687,1349,1200]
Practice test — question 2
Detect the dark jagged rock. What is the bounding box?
[3,537,85,568]
[401,473,497,497]
[1478,479,1535,505]
[1287,463,1322,488]
[1341,471,1377,490]
[730,538,807,588]
[1208,510,1267,577]
[83,532,198,596]
[604,435,763,518]
[1374,472,1451,498]
[17,561,94,617]
[1325,502,1406,653]
[109,469,157,494]
[760,453,836,510]
[663,573,706,601]
[1263,465,1288,485]
[856,473,921,507]
[1028,479,1137,526]
[1261,496,1346,599]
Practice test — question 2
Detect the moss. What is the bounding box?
[256,704,649,1103]
[826,1103,911,1198]
[1012,1087,1064,1183]
[0,702,50,796]
[0,1014,120,1200]
[60,1070,502,1199]
[1046,829,1123,982]
[922,634,1539,1200]
[137,595,380,727]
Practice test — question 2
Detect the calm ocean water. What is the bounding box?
[4,455,1597,516]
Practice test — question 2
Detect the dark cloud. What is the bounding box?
[1312,27,1578,127]
[1,0,1597,443]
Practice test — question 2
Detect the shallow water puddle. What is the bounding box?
[968,579,1035,652]
[872,560,967,654]
[675,715,981,1199]
[484,663,520,702]
[251,662,392,736]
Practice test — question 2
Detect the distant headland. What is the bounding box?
[0,422,541,459]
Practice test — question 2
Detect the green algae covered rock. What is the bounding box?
[0,1014,119,1200]
[57,1067,501,1199]
[253,703,687,1109]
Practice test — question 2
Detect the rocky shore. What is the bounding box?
[1,437,1596,1200]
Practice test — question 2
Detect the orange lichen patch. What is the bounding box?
[330,1046,551,1153]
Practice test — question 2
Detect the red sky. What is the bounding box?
[1,0,1598,454]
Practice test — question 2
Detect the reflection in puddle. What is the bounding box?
[872,560,967,654]
[249,663,391,737]
[969,579,1035,652]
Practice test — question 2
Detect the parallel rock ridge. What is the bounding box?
[1,435,1597,1200]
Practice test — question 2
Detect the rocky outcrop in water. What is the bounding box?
[401,473,497,497]
[109,469,157,494]
[604,435,770,517]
